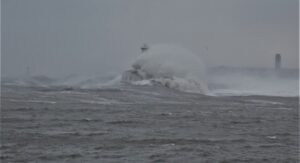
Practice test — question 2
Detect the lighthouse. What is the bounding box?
[141,44,149,53]
[275,53,281,70]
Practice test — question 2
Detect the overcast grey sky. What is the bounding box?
[2,0,299,77]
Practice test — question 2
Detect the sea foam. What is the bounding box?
[122,44,209,94]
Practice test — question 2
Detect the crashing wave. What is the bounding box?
[122,44,209,94]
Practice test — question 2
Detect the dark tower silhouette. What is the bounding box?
[141,44,149,53]
[275,53,281,70]
[26,66,31,77]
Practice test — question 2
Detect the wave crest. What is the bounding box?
[122,44,208,94]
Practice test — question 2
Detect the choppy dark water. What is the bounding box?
[1,85,299,163]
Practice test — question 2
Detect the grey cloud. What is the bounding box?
[2,0,298,77]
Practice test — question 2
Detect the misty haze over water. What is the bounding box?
[1,0,299,163]
[2,0,298,78]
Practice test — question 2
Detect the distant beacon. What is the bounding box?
[26,66,31,77]
[141,44,149,53]
[275,53,281,70]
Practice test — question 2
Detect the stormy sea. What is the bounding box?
[1,45,299,162]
